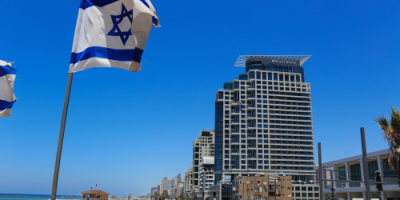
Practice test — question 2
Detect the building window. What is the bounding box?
[338,166,346,180]
[350,164,362,181]
[368,161,379,178]
[383,158,398,178]
[218,92,223,99]
[249,72,255,79]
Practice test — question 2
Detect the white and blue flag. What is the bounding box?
[0,60,17,117]
[69,0,160,73]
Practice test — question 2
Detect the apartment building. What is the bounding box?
[192,130,215,190]
[151,186,159,195]
[232,174,293,200]
[214,55,315,183]
[161,177,172,193]
[185,166,193,192]
[199,157,215,191]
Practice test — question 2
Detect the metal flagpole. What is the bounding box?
[361,127,371,200]
[318,143,323,200]
[50,72,74,200]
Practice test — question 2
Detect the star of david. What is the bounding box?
[107,4,133,46]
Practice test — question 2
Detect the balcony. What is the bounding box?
[271,156,314,161]
[270,146,313,151]
[270,131,312,136]
[268,97,311,102]
[270,141,313,146]
[270,162,313,166]
[270,112,312,116]
[269,101,311,107]
[270,151,314,156]
[270,136,312,140]
[270,127,313,131]
[269,107,312,112]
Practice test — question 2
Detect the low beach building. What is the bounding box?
[80,189,109,200]
[322,148,400,200]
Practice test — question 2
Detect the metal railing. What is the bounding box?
[324,177,399,189]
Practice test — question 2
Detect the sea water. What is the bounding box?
[0,194,80,200]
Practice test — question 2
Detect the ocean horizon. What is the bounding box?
[0,194,80,200]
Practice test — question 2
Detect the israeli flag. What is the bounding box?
[0,60,17,117]
[69,0,160,73]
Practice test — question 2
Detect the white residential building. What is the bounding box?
[192,130,215,191]
[199,157,215,191]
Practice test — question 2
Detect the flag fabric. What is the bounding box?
[0,60,17,117]
[69,0,160,73]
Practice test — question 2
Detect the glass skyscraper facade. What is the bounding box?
[214,55,315,183]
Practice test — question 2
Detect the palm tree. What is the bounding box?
[192,191,197,200]
[375,106,400,186]
[162,190,169,200]
[155,192,160,200]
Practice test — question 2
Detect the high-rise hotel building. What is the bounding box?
[214,55,315,183]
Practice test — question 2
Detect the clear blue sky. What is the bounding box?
[1,0,399,197]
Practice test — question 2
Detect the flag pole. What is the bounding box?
[50,72,74,200]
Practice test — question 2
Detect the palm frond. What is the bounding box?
[388,153,398,172]
[391,106,400,135]
[375,115,390,132]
